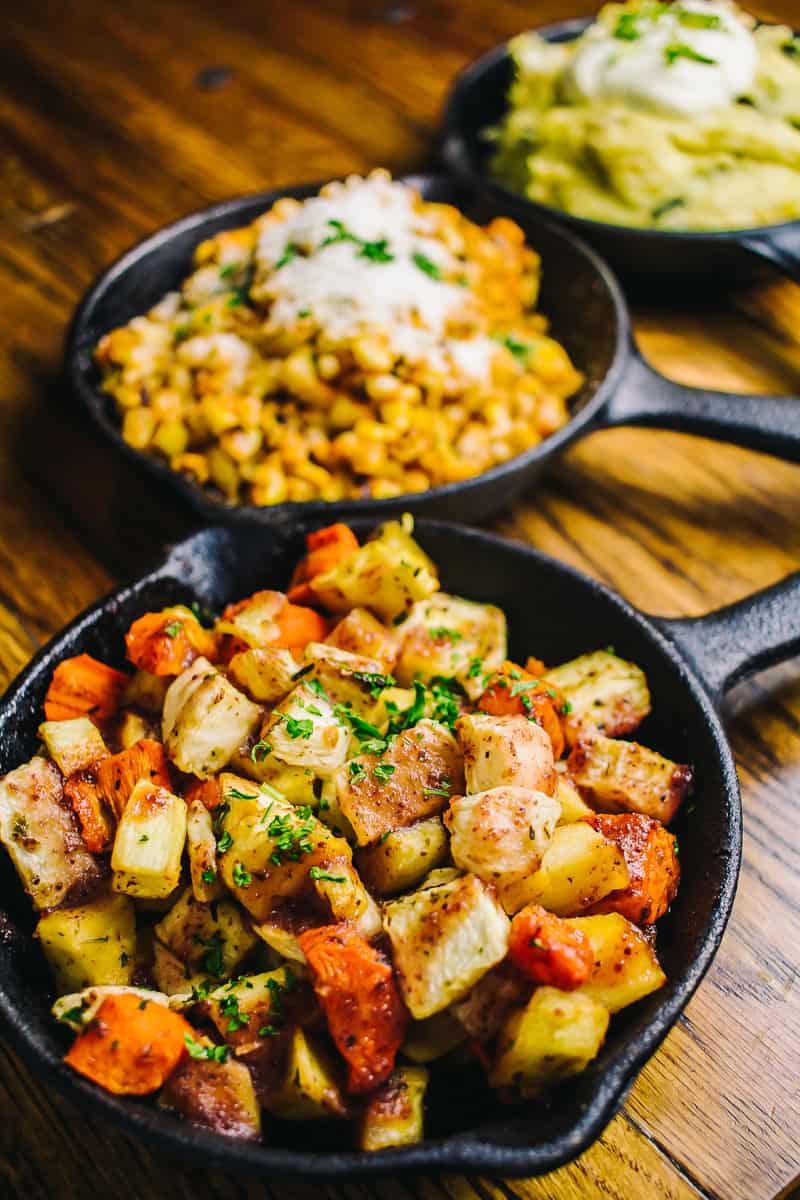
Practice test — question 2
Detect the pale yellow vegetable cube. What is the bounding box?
[490,986,610,1096]
[38,717,107,777]
[356,816,449,896]
[565,913,667,1012]
[36,892,136,992]
[568,733,692,825]
[358,1066,428,1151]
[154,886,256,980]
[264,1028,348,1120]
[227,646,299,703]
[162,657,262,778]
[503,820,629,916]
[395,592,506,699]
[555,773,595,824]
[111,779,187,899]
[546,650,650,745]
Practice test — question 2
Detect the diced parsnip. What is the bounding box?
[456,712,555,795]
[450,961,532,1041]
[38,718,107,777]
[568,733,693,825]
[152,940,206,996]
[186,798,224,901]
[312,862,383,940]
[356,817,449,897]
[565,913,667,1012]
[490,986,610,1096]
[227,646,299,703]
[545,650,651,745]
[154,887,257,982]
[122,669,170,714]
[159,1051,262,1140]
[96,739,172,818]
[116,710,160,750]
[0,756,100,910]
[215,589,286,646]
[262,683,350,775]
[358,1066,428,1152]
[230,740,318,804]
[162,657,262,778]
[445,786,560,911]
[586,812,680,924]
[263,1027,349,1120]
[53,985,168,1031]
[111,780,187,900]
[503,821,629,917]
[216,773,351,921]
[335,719,464,847]
[401,1011,467,1063]
[36,892,136,992]
[310,518,439,622]
[383,872,510,1019]
[302,643,388,719]
[395,593,507,700]
[326,607,399,670]
[206,965,301,1049]
[555,772,595,824]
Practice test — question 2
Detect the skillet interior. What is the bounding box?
[66,176,625,527]
[0,520,739,1177]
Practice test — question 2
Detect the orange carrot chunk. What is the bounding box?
[586,813,680,925]
[478,660,566,759]
[288,523,359,604]
[64,994,192,1095]
[184,776,222,811]
[96,739,172,819]
[125,608,217,676]
[64,770,115,854]
[273,603,328,651]
[298,923,407,1095]
[508,904,594,991]
[44,654,128,724]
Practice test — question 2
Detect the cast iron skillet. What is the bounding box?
[66,174,800,532]
[1,518,799,1178]
[441,19,800,289]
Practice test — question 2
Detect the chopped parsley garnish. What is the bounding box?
[387,680,427,736]
[309,866,347,883]
[428,676,465,732]
[429,626,462,642]
[782,38,800,61]
[652,196,686,221]
[184,1033,230,1063]
[320,219,394,264]
[468,657,483,678]
[138,834,150,843]
[298,307,312,318]
[335,704,388,752]
[190,599,215,627]
[232,861,252,887]
[225,788,257,801]
[219,993,250,1032]
[379,831,392,844]
[529,937,547,950]
[510,678,540,697]
[258,1024,281,1037]
[11,814,28,840]
[307,677,328,700]
[494,333,532,362]
[351,670,395,698]
[285,716,314,739]
[276,243,300,269]
[664,42,716,66]
[251,739,272,763]
[219,263,239,280]
[613,11,642,39]
[412,251,441,279]
[58,1005,86,1026]
[201,868,216,884]
[163,620,183,638]
[374,762,396,783]
[676,8,722,29]
[267,807,315,865]
[217,830,233,854]
[200,931,226,980]
[349,761,366,779]
[173,324,192,343]
[422,779,452,798]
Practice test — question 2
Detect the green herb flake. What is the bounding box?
[251,739,272,763]
[529,937,547,950]
[422,779,452,798]
[467,657,483,679]
[163,620,183,639]
[219,993,250,1033]
[652,196,686,221]
[309,866,347,883]
[58,1004,86,1025]
[276,243,300,269]
[285,716,314,740]
[349,761,366,779]
[138,834,150,843]
[782,38,800,61]
[200,931,226,980]
[412,251,441,279]
[201,868,216,884]
[664,42,716,66]
[232,860,252,887]
[184,1033,230,1063]
[351,670,395,698]
[307,677,328,700]
[374,762,396,783]
[217,830,233,854]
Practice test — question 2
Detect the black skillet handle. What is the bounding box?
[653,572,800,705]
[737,225,800,285]
[601,341,800,462]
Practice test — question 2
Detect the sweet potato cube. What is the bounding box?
[586,812,680,924]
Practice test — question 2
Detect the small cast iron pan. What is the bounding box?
[441,19,800,289]
[1,518,799,1178]
[66,174,800,532]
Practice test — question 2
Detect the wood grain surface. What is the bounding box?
[1,1,799,1198]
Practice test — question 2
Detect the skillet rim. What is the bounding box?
[441,17,800,244]
[0,519,741,1178]
[64,173,631,527]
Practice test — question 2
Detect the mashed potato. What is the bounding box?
[490,1,800,230]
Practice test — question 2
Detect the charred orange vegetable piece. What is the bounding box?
[64,993,192,1095]
[508,903,594,991]
[478,660,566,759]
[298,923,407,1094]
[288,523,359,604]
[586,813,680,925]
[64,770,114,853]
[184,776,222,811]
[125,608,217,676]
[44,654,128,724]
[96,739,172,818]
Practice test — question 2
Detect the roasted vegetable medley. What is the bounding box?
[0,518,690,1150]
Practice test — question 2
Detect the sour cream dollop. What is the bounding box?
[564,1,757,117]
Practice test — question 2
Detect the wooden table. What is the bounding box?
[1,1,799,1197]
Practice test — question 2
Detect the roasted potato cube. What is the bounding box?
[122,669,170,714]
[231,740,317,804]
[490,986,610,1096]
[555,773,594,824]
[262,683,349,775]
[383,872,510,1019]
[395,593,506,699]
[186,798,223,901]
[586,813,680,924]
[215,589,285,646]
[326,607,399,670]
[310,518,439,622]
[116,710,160,750]
[37,892,136,992]
[227,646,299,704]
[445,786,560,911]
[335,719,464,847]
[264,1027,348,1120]
[162,657,261,778]
[568,734,692,825]
[358,1066,428,1152]
[566,913,667,1012]
[154,887,257,981]
[401,1011,467,1063]
[159,1051,261,1140]
[456,712,555,795]
[0,756,100,910]
[503,821,629,916]
[356,816,449,896]
[111,779,187,900]
[38,717,107,777]
[546,650,650,744]
[53,984,168,1030]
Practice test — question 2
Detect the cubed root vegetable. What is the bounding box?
[44,655,128,724]
[565,913,667,1012]
[159,1052,262,1140]
[358,1066,428,1152]
[288,523,360,604]
[36,892,136,993]
[586,813,680,924]
[490,986,610,1096]
[64,993,191,1095]
[111,780,187,900]
[508,904,593,990]
[125,607,217,676]
[96,739,172,818]
[299,923,407,1094]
